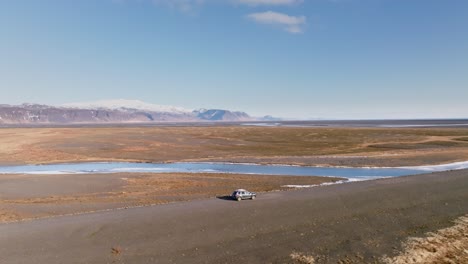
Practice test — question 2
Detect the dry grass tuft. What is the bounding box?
[111,246,122,255]
[382,214,468,264]
[290,251,316,264]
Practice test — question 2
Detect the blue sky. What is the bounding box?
[0,0,467,119]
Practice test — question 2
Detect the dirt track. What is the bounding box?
[0,169,466,264]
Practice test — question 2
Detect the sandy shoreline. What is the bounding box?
[0,169,466,263]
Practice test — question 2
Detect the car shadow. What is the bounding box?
[216,195,236,201]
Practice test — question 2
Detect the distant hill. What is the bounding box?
[193,109,251,121]
[0,100,262,124]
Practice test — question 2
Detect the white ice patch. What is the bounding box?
[282,184,319,188]
[110,167,178,172]
[18,170,82,175]
[379,124,468,128]
[400,161,468,172]
[200,169,219,172]
[240,123,281,127]
[282,180,350,188]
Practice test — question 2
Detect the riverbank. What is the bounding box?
[0,172,343,223]
[0,169,466,263]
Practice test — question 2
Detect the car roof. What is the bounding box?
[234,189,247,192]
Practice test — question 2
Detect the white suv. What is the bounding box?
[231,189,256,201]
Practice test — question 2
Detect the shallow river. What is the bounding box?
[1,161,468,181]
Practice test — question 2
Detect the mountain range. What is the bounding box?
[0,100,273,125]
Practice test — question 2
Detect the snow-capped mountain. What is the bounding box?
[194,109,251,121]
[0,100,259,125]
[62,99,191,114]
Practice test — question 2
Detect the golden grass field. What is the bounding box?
[1,126,468,166]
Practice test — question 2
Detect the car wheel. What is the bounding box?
[237,197,242,201]
[251,196,256,200]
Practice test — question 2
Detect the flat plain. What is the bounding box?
[0,125,467,263]
[2,126,468,166]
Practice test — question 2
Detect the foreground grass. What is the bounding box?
[289,214,468,264]
[382,214,468,264]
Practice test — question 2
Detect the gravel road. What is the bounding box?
[1,169,467,263]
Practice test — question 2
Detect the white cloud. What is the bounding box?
[115,1,307,33]
[247,11,306,33]
[236,0,303,6]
